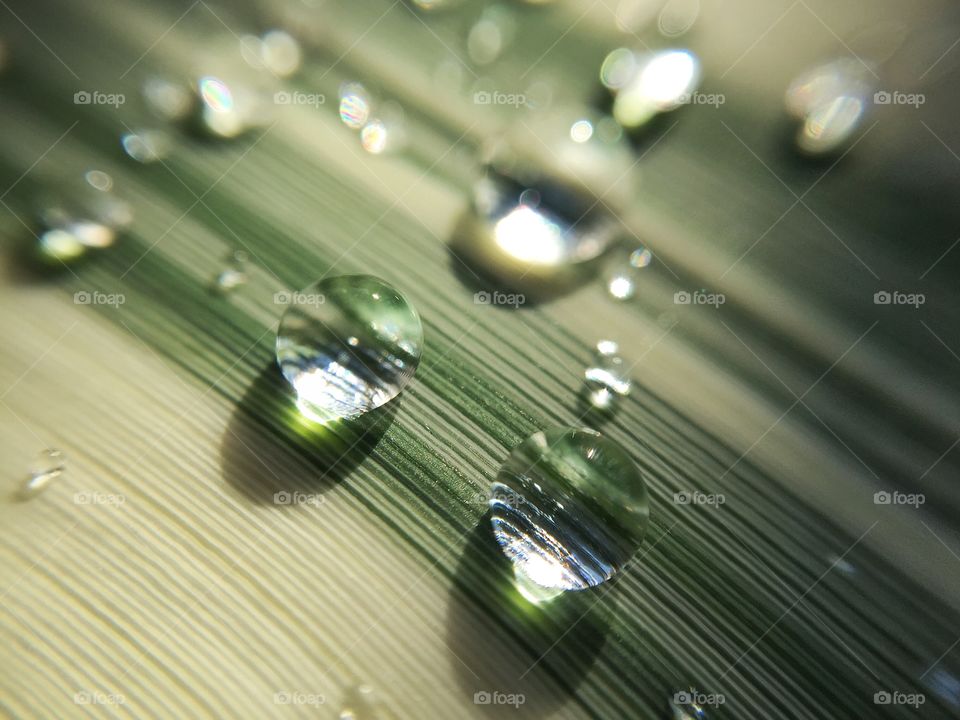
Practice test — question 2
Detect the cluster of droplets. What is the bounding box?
[338,81,406,155]
[36,170,132,264]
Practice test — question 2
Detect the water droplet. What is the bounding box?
[606,246,653,300]
[583,340,631,412]
[194,76,261,138]
[20,449,65,499]
[570,119,594,143]
[467,7,515,66]
[489,428,649,600]
[607,49,701,130]
[143,76,193,122]
[340,684,393,720]
[213,250,249,293]
[261,30,302,77]
[463,168,618,281]
[785,58,875,157]
[339,82,371,129]
[658,0,700,38]
[84,170,113,192]
[276,275,423,424]
[360,119,388,154]
[121,129,172,163]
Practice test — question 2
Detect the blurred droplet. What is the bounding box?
[584,340,631,411]
[143,76,193,122]
[797,95,866,156]
[658,0,700,38]
[606,246,652,300]
[467,7,515,66]
[360,119,388,154]
[84,170,113,192]
[213,250,249,293]
[340,684,393,720]
[784,58,874,120]
[20,449,65,499]
[261,29,302,77]
[570,119,594,143]
[611,49,701,129]
[121,129,172,163]
[600,47,637,90]
[339,82,371,130]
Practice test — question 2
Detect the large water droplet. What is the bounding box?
[20,449,65,499]
[276,275,423,424]
[489,428,649,600]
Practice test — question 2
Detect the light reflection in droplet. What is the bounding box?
[20,449,65,499]
[612,49,700,129]
[198,76,234,113]
[797,95,865,156]
[360,119,388,154]
[121,129,171,163]
[494,205,565,265]
[84,170,113,193]
[261,29,302,77]
[569,119,594,143]
[339,82,371,129]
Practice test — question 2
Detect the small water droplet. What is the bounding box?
[360,119,389,154]
[785,58,875,157]
[212,250,249,293]
[142,76,193,122]
[339,684,394,720]
[121,129,172,163]
[20,449,65,499]
[339,82,371,130]
[489,428,649,600]
[467,7,515,66]
[261,29,302,77]
[276,275,423,424]
[606,246,653,300]
[584,340,631,411]
[84,170,113,192]
[570,119,594,143]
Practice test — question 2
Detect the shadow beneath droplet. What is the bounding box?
[221,361,396,505]
[445,520,612,718]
